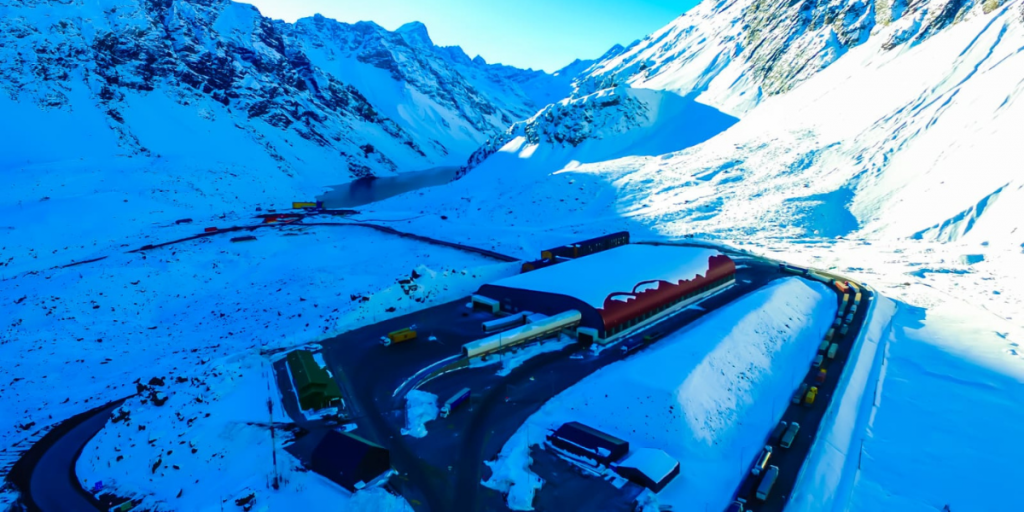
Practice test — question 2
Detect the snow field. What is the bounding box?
[845,297,1024,512]
[0,224,515,493]
[76,352,414,511]
[484,277,838,511]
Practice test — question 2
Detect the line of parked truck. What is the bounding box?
[521,231,630,273]
[729,270,865,510]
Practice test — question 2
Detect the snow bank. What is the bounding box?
[844,297,1024,511]
[485,277,836,511]
[788,291,897,512]
[481,424,547,511]
[347,487,415,512]
[400,390,439,439]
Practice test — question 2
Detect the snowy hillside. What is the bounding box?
[407,0,1024,254]
[574,0,1018,116]
[0,0,587,276]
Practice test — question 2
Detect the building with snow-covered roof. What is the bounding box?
[473,244,735,344]
[548,421,630,466]
[615,448,680,492]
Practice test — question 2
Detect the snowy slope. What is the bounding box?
[574,0,1016,116]
[0,223,518,506]
[482,277,837,511]
[386,0,1024,253]
[0,0,586,277]
[840,297,1024,512]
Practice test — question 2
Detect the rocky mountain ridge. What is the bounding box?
[0,0,582,178]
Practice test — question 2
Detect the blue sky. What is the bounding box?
[242,0,701,72]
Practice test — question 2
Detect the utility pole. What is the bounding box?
[263,347,280,490]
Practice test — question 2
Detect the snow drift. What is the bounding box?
[484,277,837,511]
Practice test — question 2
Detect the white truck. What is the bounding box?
[756,465,780,500]
[440,388,471,418]
[781,422,801,448]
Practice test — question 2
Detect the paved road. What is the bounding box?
[8,398,129,512]
[729,278,874,512]
[317,258,784,511]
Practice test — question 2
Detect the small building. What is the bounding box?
[311,431,391,491]
[615,448,680,492]
[287,350,342,411]
[548,421,629,466]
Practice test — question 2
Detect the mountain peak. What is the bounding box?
[397,21,432,46]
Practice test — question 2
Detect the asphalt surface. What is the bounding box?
[729,278,874,512]
[315,258,783,511]
[14,400,128,512]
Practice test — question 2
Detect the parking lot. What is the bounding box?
[273,257,782,511]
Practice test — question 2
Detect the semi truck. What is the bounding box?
[771,421,788,443]
[781,422,801,448]
[815,369,828,384]
[756,465,780,500]
[792,383,808,405]
[441,388,471,418]
[380,328,417,346]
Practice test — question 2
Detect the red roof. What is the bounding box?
[599,254,735,331]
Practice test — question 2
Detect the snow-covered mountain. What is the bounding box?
[0,0,579,180]
[448,0,1024,251]
[574,0,1017,116]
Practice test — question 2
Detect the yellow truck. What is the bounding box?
[381,328,417,346]
[804,386,819,405]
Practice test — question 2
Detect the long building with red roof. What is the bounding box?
[473,244,736,344]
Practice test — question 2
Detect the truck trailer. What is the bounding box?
[792,383,808,405]
[756,465,780,500]
[781,422,801,448]
[381,328,417,346]
[441,388,471,418]
[770,421,788,443]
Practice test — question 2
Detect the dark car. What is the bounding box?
[642,331,662,342]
